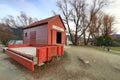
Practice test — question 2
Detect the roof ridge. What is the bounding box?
[41,15,60,21]
[25,15,60,28]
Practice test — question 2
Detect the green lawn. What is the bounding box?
[95,46,120,55]
[78,45,120,55]
[108,47,120,51]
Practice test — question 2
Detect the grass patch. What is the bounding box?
[76,45,120,56]
[89,46,120,55]
[105,46,120,55]
[108,47,120,51]
[0,49,3,54]
[0,51,2,53]
[60,51,68,60]
[110,51,120,55]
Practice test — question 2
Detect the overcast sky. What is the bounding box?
[0,0,120,34]
[104,0,120,34]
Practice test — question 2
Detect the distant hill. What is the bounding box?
[10,27,22,33]
[112,34,120,39]
[0,23,22,39]
[11,27,23,39]
[0,23,22,33]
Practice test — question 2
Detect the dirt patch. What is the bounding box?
[77,56,90,67]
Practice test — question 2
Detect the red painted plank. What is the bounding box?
[5,50,34,71]
[8,44,30,48]
[57,45,64,56]
[36,47,47,65]
[8,49,33,60]
[47,46,57,61]
[61,45,64,55]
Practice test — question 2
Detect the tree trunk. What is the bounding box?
[83,30,87,45]
[86,33,91,45]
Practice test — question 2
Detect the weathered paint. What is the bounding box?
[48,16,66,45]
[23,15,66,45]
[8,44,30,48]
[23,24,48,44]
[5,49,34,71]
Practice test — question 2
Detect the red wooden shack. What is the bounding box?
[23,15,66,45]
[5,15,66,71]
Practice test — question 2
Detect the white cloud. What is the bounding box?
[0,4,19,18]
[0,0,42,19]
[12,0,42,18]
[104,0,120,34]
[0,0,59,20]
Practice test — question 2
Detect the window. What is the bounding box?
[25,32,27,37]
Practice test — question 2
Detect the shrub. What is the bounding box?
[96,36,112,46]
[112,41,120,46]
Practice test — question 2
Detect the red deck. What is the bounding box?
[9,47,36,57]
[5,49,34,71]
[5,44,64,71]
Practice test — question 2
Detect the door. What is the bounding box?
[30,31,36,44]
[56,32,62,44]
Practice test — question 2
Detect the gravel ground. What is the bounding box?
[64,46,120,80]
[0,46,120,80]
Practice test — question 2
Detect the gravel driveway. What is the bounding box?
[64,46,120,80]
[0,46,120,80]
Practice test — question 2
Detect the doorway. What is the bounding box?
[30,31,36,44]
[56,32,62,44]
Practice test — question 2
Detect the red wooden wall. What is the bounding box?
[23,16,66,45]
[48,16,66,45]
[23,24,48,44]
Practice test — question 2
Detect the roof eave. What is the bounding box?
[23,22,48,29]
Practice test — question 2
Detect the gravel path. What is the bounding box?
[64,46,120,80]
[0,46,120,80]
[41,46,120,80]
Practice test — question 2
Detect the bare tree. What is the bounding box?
[17,11,38,27]
[57,0,74,44]
[1,11,38,28]
[0,12,38,45]
[0,24,13,45]
[86,12,103,45]
[57,0,89,45]
[86,12,115,45]
[102,14,115,37]
[56,0,108,45]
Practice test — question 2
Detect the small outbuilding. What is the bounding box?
[5,15,66,71]
[23,15,66,45]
